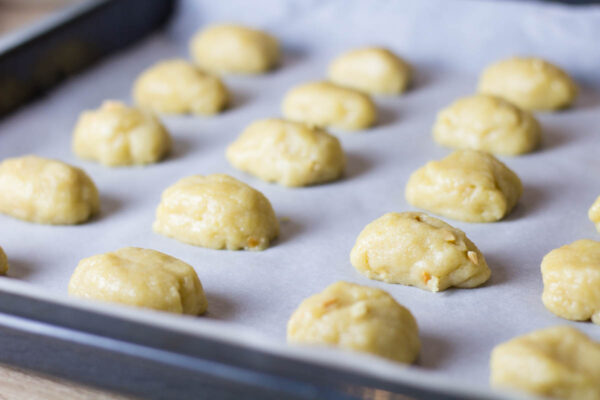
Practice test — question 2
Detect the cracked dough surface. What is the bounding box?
[0,246,7,275]
[588,196,600,232]
[287,281,420,364]
[350,212,490,292]
[226,118,345,187]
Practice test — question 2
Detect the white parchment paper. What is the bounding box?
[1,0,600,394]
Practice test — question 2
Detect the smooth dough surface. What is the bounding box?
[478,57,577,111]
[0,246,7,275]
[588,196,600,232]
[490,326,600,400]
[541,239,600,325]
[405,150,522,222]
[72,101,171,166]
[68,247,207,315]
[190,24,279,74]
[0,155,99,225]
[350,212,490,292]
[133,59,228,115]
[328,47,411,95]
[153,174,279,250]
[433,94,541,156]
[287,281,420,363]
[226,118,346,187]
[282,81,376,131]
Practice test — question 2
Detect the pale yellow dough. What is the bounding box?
[350,212,490,292]
[405,150,522,222]
[0,155,99,225]
[282,81,376,131]
[328,47,411,95]
[490,326,600,400]
[68,247,207,315]
[226,119,346,187]
[287,281,420,363]
[433,94,541,156]
[72,101,171,167]
[0,246,7,275]
[588,196,600,232]
[133,59,228,115]
[190,24,279,74]
[541,239,600,325]
[478,57,577,111]
[153,174,279,250]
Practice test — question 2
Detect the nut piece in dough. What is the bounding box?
[478,57,577,111]
[68,247,207,315]
[282,81,376,131]
[226,118,346,187]
[0,155,99,225]
[72,101,171,167]
[190,24,279,74]
[541,239,600,325]
[133,59,228,115]
[405,150,522,222]
[433,94,541,156]
[588,196,600,232]
[490,326,600,400]
[0,246,7,275]
[350,212,490,292]
[287,281,420,363]
[153,174,279,250]
[328,47,411,95]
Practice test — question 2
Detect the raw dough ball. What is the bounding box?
[541,239,600,325]
[0,246,7,275]
[282,81,376,131]
[133,59,228,115]
[226,118,346,187]
[287,281,420,363]
[490,326,600,400]
[433,94,541,156]
[328,47,411,95]
[350,212,490,292]
[588,196,600,232]
[478,57,577,111]
[405,150,522,222]
[72,101,171,167]
[190,24,279,74]
[68,247,207,315]
[0,155,99,225]
[153,174,279,251]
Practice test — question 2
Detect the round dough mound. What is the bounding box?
[0,246,7,275]
[405,150,522,222]
[287,281,420,363]
[350,212,490,292]
[68,247,207,315]
[541,239,600,325]
[282,81,376,131]
[433,94,541,156]
[0,155,99,225]
[490,326,600,400]
[190,24,279,74]
[133,59,228,115]
[226,118,346,187]
[328,47,411,95]
[72,101,171,166]
[588,196,600,232]
[478,57,577,111]
[153,174,279,251]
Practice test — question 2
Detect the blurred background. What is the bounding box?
[0,0,82,34]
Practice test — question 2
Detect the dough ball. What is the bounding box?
[0,246,7,275]
[433,94,541,156]
[490,326,600,400]
[588,196,600,232]
[478,57,577,111]
[68,247,207,315]
[133,59,228,115]
[405,150,522,222]
[541,239,600,325]
[350,212,490,292]
[153,174,279,251]
[226,118,346,187]
[72,101,171,167]
[190,24,279,74]
[282,81,376,131]
[328,47,411,95]
[0,155,99,225]
[287,281,420,363]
